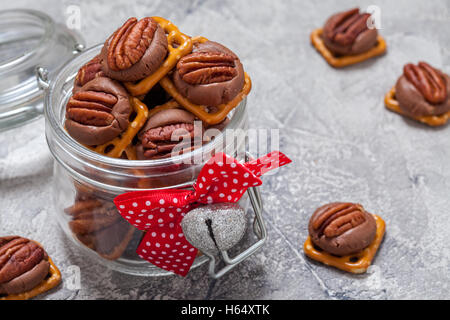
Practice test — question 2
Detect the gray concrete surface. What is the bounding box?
[1,0,450,299]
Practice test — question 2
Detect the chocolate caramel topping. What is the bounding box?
[322,8,378,56]
[0,236,50,296]
[308,203,377,256]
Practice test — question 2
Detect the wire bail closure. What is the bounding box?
[204,151,267,279]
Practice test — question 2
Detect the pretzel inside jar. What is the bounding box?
[160,73,252,125]
[124,17,194,97]
[93,97,149,158]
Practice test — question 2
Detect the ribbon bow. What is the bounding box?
[114,151,291,276]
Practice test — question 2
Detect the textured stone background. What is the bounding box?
[1,0,450,299]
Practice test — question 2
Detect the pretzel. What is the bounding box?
[310,28,387,68]
[94,97,149,158]
[124,17,193,96]
[160,73,252,125]
[303,214,385,274]
[385,86,450,127]
[191,36,209,45]
[87,139,137,160]
[147,99,181,118]
[128,100,180,161]
[0,255,61,300]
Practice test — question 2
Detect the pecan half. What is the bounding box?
[324,8,371,46]
[312,203,366,238]
[0,237,45,283]
[67,90,117,127]
[67,199,122,235]
[107,17,158,71]
[177,52,237,85]
[100,17,168,82]
[137,108,201,159]
[65,77,132,146]
[74,55,104,91]
[0,236,50,295]
[404,62,448,104]
[140,123,196,158]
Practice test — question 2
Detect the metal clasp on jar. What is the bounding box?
[35,43,85,91]
[203,151,267,279]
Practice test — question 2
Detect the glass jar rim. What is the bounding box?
[44,44,248,170]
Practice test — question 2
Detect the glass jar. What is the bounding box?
[43,44,250,276]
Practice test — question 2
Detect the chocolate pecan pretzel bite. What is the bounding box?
[385,62,450,126]
[136,107,201,160]
[303,202,385,274]
[173,41,245,107]
[323,8,377,56]
[311,8,386,67]
[65,77,132,146]
[100,17,168,82]
[160,39,251,125]
[309,203,376,256]
[0,236,61,300]
[73,55,104,94]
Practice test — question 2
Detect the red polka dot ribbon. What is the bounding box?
[114,151,291,276]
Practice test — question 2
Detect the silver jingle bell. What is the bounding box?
[181,203,247,254]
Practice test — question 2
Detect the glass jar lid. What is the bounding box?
[0,9,85,131]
